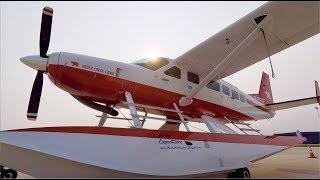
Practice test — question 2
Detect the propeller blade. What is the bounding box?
[39,6,53,58]
[27,71,44,120]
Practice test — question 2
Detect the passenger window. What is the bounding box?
[231,90,239,100]
[240,94,246,103]
[164,66,181,79]
[222,85,230,96]
[187,72,199,84]
[207,81,220,91]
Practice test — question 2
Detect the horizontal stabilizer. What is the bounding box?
[266,80,319,111]
[265,97,318,111]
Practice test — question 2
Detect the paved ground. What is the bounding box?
[15,146,320,179]
[249,146,320,178]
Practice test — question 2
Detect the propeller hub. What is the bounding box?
[20,55,48,71]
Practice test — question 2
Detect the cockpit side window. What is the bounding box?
[187,72,199,84]
[164,66,181,79]
[132,58,170,71]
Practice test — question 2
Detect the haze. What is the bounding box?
[1,1,319,134]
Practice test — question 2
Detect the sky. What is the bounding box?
[1,1,319,135]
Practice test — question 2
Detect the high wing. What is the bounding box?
[172,1,319,80]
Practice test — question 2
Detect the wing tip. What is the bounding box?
[296,129,307,142]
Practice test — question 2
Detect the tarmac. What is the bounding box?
[249,146,320,179]
[14,146,320,179]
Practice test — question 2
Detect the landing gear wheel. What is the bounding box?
[4,169,18,179]
[1,166,18,179]
[228,168,250,179]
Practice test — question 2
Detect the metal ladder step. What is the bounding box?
[224,117,262,135]
[225,118,249,126]
[240,128,261,132]
[231,121,250,126]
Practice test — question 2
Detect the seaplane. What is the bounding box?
[0,1,319,178]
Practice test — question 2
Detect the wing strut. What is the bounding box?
[173,103,190,131]
[179,16,273,106]
[125,91,143,128]
[261,28,275,78]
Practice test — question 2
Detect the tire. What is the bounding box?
[228,168,250,179]
[4,169,18,179]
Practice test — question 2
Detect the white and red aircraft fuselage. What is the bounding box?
[27,52,275,122]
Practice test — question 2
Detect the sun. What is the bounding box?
[146,49,161,60]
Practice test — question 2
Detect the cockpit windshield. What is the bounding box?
[131,57,171,71]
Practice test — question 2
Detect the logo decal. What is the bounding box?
[184,141,193,146]
[158,138,200,150]
[70,61,79,67]
[226,38,230,44]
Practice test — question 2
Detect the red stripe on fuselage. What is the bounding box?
[246,99,275,116]
[47,64,271,121]
[9,126,303,146]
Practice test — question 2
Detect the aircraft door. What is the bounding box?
[186,71,200,95]
[159,65,184,92]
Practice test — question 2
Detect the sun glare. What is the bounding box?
[146,49,161,60]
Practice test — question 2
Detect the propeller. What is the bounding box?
[40,6,53,58]
[26,6,53,120]
[27,70,44,120]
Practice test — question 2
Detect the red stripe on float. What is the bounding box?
[10,126,303,146]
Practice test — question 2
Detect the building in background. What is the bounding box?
[276,132,320,144]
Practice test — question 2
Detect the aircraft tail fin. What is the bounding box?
[259,72,273,104]
[250,72,273,104]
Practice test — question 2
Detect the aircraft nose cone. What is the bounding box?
[20,55,48,71]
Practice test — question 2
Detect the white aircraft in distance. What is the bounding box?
[0,1,319,178]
